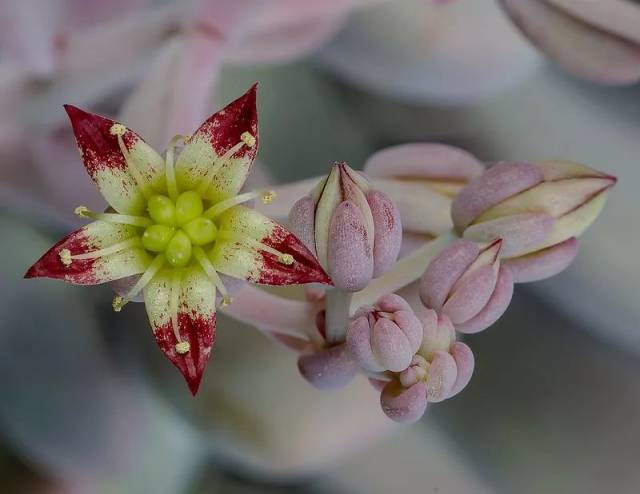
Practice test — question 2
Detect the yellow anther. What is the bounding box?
[74,206,90,218]
[240,131,256,148]
[59,248,72,266]
[279,254,294,266]
[175,341,190,354]
[220,296,233,308]
[109,123,127,136]
[260,190,276,204]
[112,295,124,312]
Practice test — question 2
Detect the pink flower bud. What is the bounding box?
[297,343,358,391]
[364,143,484,236]
[380,380,428,424]
[379,313,476,423]
[452,161,616,282]
[289,162,402,291]
[419,239,512,331]
[346,294,422,372]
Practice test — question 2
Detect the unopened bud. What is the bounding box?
[289,162,402,291]
[420,238,512,332]
[452,161,616,282]
[346,294,422,372]
[298,343,358,390]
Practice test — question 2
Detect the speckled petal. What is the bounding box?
[451,161,544,231]
[328,201,374,291]
[455,266,514,334]
[64,105,165,215]
[175,85,258,203]
[380,380,428,424]
[24,221,149,285]
[210,206,331,285]
[366,189,402,277]
[298,343,358,390]
[505,237,579,283]
[144,267,216,395]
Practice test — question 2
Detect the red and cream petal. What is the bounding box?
[24,221,150,285]
[64,105,165,215]
[175,85,258,204]
[144,267,216,395]
[209,205,331,285]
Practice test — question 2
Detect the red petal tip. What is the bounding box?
[186,374,204,396]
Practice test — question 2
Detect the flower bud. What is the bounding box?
[364,143,484,236]
[380,380,427,424]
[379,312,475,423]
[346,294,422,372]
[452,161,616,282]
[419,238,513,332]
[289,162,401,291]
[297,343,358,391]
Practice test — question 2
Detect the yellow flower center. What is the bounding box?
[68,130,290,355]
[142,191,217,267]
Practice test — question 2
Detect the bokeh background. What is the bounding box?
[1,1,639,493]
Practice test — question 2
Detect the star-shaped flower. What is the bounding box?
[25,85,331,394]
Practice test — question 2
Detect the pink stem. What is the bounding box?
[221,284,318,340]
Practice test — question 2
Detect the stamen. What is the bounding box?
[218,231,295,266]
[193,247,231,306]
[165,135,186,201]
[59,249,72,266]
[112,254,165,312]
[175,341,190,354]
[109,123,127,136]
[204,189,275,219]
[74,206,152,227]
[170,270,190,353]
[112,125,153,199]
[260,190,276,204]
[66,237,141,263]
[240,131,256,148]
[196,133,255,196]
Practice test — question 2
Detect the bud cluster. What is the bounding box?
[290,151,616,425]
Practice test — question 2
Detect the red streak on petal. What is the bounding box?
[24,228,101,285]
[64,105,142,176]
[152,312,216,396]
[190,84,258,160]
[258,225,332,286]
